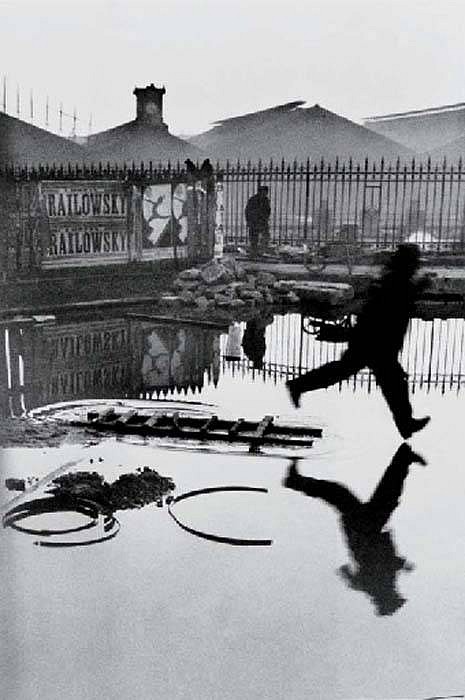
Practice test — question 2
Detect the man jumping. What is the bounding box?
[286,244,430,440]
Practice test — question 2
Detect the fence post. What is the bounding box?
[437,157,447,252]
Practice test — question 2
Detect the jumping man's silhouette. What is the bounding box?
[284,443,426,615]
[286,244,430,439]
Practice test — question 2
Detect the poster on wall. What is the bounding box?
[41,181,129,267]
[141,183,188,258]
[213,180,224,258]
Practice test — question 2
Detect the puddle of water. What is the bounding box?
[1,311,465,699]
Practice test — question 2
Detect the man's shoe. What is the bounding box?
[286,380,301,409]
[400,416,431,440]
[283,459,301,489]
[398,442,427,466]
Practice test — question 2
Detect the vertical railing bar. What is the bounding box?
[437,157,447,253]
[454,158,463,251]
[446,160,454,251]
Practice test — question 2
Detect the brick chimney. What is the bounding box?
[133,83,167,128]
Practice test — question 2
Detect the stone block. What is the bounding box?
[180,291,196,305]
[240,289,264,303]
[293,281,354,305]
[273,280,297,292]
[201,260,235,285]
[173,279,200,292]
[160,295,183,307]
[256,271,277,286]
[195,296,210,312]
[227,298,246,309]
[219,255,247,280]
[178,267,203,281]
[286,291,300,304]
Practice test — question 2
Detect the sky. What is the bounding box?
[1,0,465,137]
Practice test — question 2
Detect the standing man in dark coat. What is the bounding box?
[245,186,271,256]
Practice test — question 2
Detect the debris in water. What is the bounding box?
[47,466,176,511]
[5,478,26,492]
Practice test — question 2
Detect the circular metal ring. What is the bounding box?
[3,495,120,547]
[168,486,273,546]
[3,496,101,536]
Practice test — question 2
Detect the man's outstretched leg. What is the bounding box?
[284,459,361,513]
[373,360,430,439]
[364,443,427,531]
[286,350,364,408]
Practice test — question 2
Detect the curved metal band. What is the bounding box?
[33,516,121,548]
[3,496,101,536]
[168,486,273,546]
[3,495,120,547]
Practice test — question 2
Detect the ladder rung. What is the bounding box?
[199,415,218,436]
[116,410,137,425]
[228,419,245,438]
[145,412,167,428]
[254,415,274,439]
[172,412,183,433]
[90,407,116,423]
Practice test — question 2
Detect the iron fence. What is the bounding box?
[220,158,465,251]
[3,157,465,252]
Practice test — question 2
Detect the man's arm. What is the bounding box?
[316,324,353,343]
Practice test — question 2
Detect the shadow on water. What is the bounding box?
[284,443,427,616]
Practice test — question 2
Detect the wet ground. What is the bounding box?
[1,311,465,699]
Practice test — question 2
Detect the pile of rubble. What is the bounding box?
[162,256,354,312]
[46,467,176,511]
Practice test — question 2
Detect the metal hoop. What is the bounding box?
[168,486,273,546]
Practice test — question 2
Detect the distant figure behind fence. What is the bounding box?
[245,186,271,256]
[286,244,431,440]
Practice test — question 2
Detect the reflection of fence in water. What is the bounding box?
[0,319,222,418]
[2,313,465,421]
[223,314,465,393]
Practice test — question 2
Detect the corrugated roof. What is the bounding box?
[212,101,305,127]
[0,111,85,166]
[86,119,204,165]
[365,101,465,123]
[190,102,414,164]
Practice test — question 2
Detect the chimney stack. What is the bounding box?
[133,83,167,128]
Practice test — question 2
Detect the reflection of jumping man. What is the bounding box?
[284,443,426,616]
